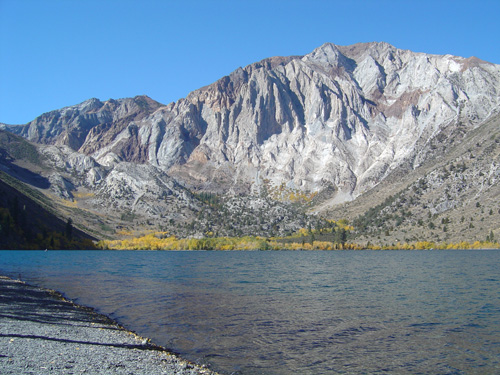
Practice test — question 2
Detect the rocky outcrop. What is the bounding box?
[12,96,162,156]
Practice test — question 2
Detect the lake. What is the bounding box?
[1,249,499,374]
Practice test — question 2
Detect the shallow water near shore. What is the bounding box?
[1,249,499,374]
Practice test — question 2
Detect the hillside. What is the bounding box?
[0,170,96,249]
[325,110,500,245]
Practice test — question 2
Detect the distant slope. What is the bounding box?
[0,170,96,249]
[0,130,97,248]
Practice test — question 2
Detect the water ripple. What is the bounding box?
[1,250,500,374]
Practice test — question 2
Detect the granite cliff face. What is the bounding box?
[172,42,499,201]
[4,42,500,219]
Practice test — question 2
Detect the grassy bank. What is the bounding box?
[98,231,500,251]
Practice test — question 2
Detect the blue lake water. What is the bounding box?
[1,249,499,374]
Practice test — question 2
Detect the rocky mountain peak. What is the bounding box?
[305,42,350,65]
[9,95,163,153]
[76,97,104,112]
[168,42,500,200]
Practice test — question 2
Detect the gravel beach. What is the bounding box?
[0,276,220,375]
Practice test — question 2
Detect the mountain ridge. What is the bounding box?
[2,41,500,243]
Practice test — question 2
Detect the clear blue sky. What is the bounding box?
[1,0,499,124]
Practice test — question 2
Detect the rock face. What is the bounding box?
[7,42,500,205]
[10,96,162,158]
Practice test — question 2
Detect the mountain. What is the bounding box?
[2,42,500,242]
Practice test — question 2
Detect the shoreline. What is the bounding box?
[0,275,220,375]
